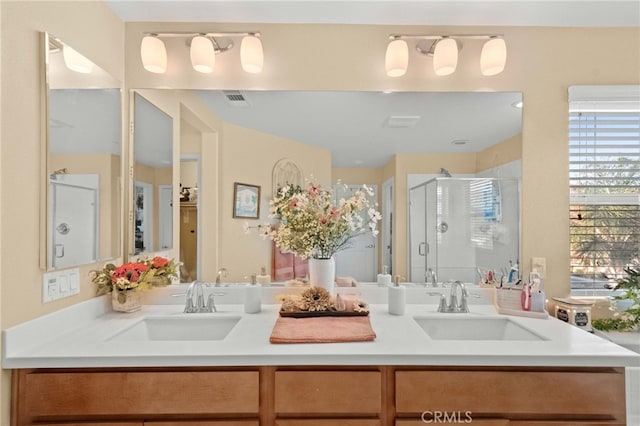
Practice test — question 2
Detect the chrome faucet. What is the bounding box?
[437,280,469,313]
[184,281,217,313]
[215,268,228,286]
[426,268,438,287]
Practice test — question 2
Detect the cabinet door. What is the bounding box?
[37,424,142,426]
[510,422,626,426]
[21,370,259,418]
[277,421,380,426]
[145,422,259,426]
[397,420,507,426]
[395,369,625,419]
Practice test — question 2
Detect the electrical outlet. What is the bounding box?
[531,257,546,277]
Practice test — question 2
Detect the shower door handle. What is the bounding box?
[418,242,426,256]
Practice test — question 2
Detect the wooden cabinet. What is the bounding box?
[395,367,626,425]
[11,366,627,426]
[12,368,259,425]
[274,370,381,415]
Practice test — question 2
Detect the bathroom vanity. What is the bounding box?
[4,286,638,425]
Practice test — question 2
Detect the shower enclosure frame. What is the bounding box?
[408,176,520,285]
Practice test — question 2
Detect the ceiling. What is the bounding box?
[105,1,640,27]
[196,90,523,167]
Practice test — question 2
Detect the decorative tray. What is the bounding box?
[279,309,369,318]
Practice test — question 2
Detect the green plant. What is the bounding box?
[592,264,640,332]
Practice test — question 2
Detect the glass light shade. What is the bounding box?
[140,36,167,74]
[481,38,507,76]
[385,39,408,77]
[62,45,94,74]
[190,36,215,73]
[240,35,263,74]
[433,38,458,76]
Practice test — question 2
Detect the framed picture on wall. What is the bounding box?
[233,182,261,219]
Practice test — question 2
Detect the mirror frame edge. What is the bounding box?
[41,32,127,271]
[39,32,50,271]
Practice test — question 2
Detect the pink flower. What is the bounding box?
[152,256,169,268]
[112,262,148,283]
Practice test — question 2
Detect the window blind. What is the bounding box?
[569,86,640,289]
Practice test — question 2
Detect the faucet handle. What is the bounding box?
[184,297,196,313]
[205,293,217,313]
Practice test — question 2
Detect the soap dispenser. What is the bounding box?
[244,274,262,314]
[377,265,392,287]
[388,275,406,315]
[256,266,271,286]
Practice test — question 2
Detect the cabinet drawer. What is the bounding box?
[277,420,380,426]
[397,420,508,426]
[145,422,259,426]
[396,369,625,418]
[23,370,259,417]
[275,371,381,414]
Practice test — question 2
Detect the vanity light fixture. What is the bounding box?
[140,31,263,74]
[386,34,506,77]
[62,45,94,74]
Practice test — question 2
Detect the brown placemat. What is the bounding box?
[269,315,377,344]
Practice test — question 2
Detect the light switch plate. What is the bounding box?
[42,268,81,303]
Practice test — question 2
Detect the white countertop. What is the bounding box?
[3,284,639,369]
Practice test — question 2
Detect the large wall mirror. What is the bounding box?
[194,90,523,282]
[134,89,521,282]
[131,92,174,255]
[42,33,123,270]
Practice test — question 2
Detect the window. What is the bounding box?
[569,86,640,292]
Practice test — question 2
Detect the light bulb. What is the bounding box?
[481,38,507,76]
[140,36,167,74]
[385,39,408,77]
[62,45,94,74]
[190,36,215,73]
[433,38,458,76]
[241,35,263,74]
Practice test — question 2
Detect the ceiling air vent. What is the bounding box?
[222,90,250,107]
[385,115,421,128]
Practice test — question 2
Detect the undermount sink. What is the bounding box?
[413,316,547,341]
[108,315,241,342]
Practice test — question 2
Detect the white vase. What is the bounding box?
[308,257,335,294]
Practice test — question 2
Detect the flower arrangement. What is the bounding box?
[249,181,381,260]
[592,264,640,332]
[89,256,179,302]
[278,287,369,314]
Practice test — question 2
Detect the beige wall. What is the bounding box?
[219,122,332,281]
[0,0,125,422]
[476,133,523,172]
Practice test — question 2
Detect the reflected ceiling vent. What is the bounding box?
[385,115,420,128]
[222,90,250,107]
